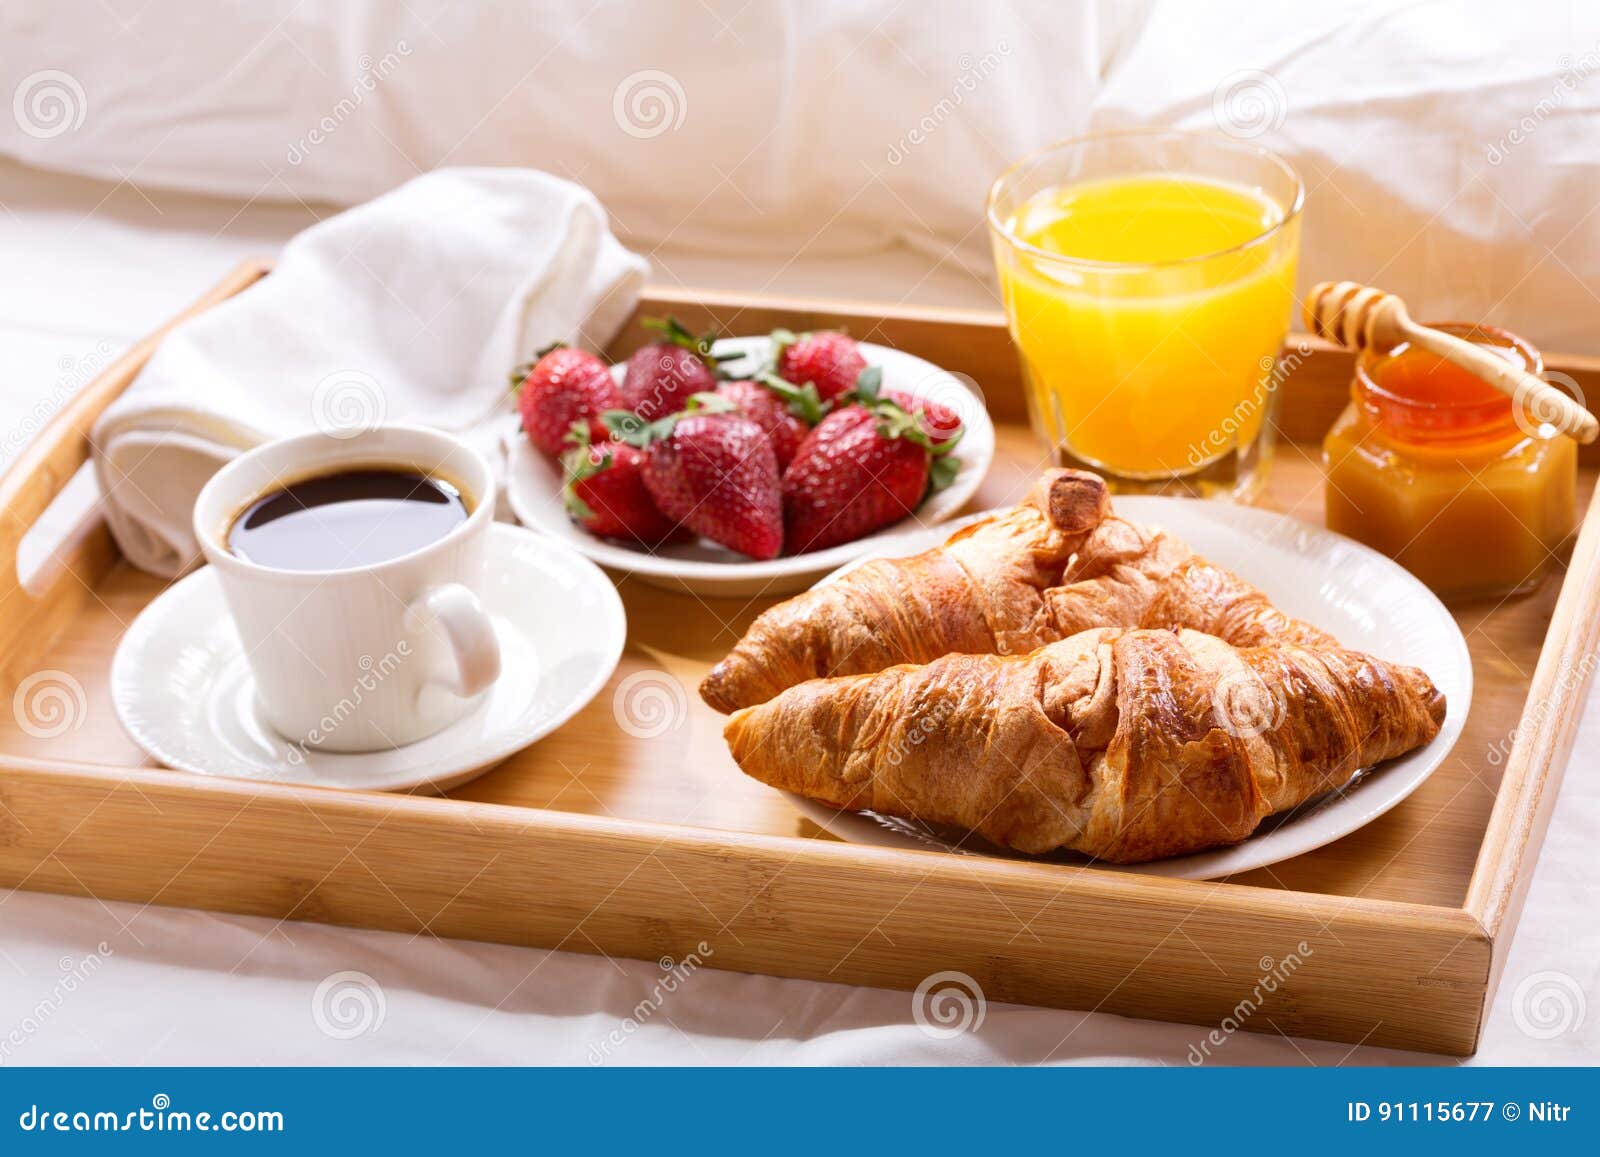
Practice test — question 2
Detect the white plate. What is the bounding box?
[787,496,1473,880]
[506,336,996,597]
[110,524,625,794]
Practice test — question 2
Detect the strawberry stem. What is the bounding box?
[848,367,964,455]
[508,340,570,391]
[927,452,961,495]
[851,364,883,403]
[755,372,826,424]
[769,327,798,351]
[866,395,940,452]
[686,391,739,415]
[643,315,728,370]
[604,393,733,448]
[563,487,597,522]
[603,409,669,447]
[642,315,701,350]
[930,425,964,456]
[560,424,613,521]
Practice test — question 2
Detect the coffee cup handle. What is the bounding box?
[407,584,501,699]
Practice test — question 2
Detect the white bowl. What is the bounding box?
[505,336,996,597]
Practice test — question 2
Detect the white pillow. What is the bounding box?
[6,0,1598,351]
[1088,0,1600,354]
[0,0,1117,263]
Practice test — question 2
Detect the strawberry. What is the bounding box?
[516,346,620,457]
[885,391,963,446]
[620,316,726,420]
[605,398,783,560]
[560,428,683,545]
[852,365,966,448]
[781,392,962,554]
[715,377,824,470]
[771,328,868,403]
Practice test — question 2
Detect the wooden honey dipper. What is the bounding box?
[1304,281,1598,444]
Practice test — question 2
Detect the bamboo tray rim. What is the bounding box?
[0,749,1482,932]
[3,259,1596,1055]
[0,259,1585,922]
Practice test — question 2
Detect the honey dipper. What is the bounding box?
[1304,281,1598,444]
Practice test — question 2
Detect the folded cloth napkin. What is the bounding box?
[92,167,647,577]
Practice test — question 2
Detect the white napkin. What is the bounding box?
[91,167,647,577]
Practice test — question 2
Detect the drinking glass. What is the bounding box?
[986,130,1304,498]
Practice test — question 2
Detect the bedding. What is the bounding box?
[4,1,1599,350]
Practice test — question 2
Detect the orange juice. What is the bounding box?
[995,173,1299,484]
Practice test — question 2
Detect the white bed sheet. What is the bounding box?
[7,0,1600,353]
[0,159,1594,1067]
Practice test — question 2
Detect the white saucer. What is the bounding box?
[506,336,996,597]
[789,496,1473,880]
[111,523,626,794]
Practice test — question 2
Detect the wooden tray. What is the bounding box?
[2,261,1596,1056]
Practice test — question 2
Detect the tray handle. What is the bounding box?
[0,260,270,685]
[1466,469,1600,1002]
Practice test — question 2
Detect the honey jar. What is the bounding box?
[1322,323,1576,600]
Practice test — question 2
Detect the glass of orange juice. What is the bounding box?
[987,130,1304,498]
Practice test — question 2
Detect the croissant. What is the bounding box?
[723,627,1446,863]
[701,469,1337,713]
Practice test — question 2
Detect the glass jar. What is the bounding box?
[1323,322,1576,601]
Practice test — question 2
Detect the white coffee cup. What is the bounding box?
[193,424,502,753]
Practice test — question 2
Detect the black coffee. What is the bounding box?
[227,467,469,572]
